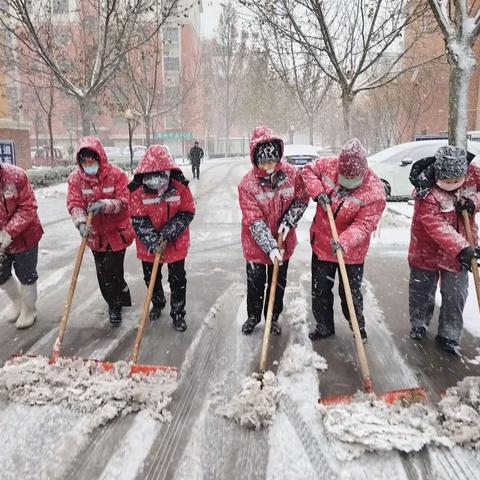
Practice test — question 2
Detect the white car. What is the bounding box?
[104,146,122,158]
[121,145,147,158]
[283,144,318,169]
[368,140,480,200]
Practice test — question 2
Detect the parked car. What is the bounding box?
[368,140,480,200]
[104,146,123,158]
[32,146,65,166]
[121,145,147,158]
[283,144,319,169]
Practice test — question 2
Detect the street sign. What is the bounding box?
[0,140,16,165]
[154,131,193,141]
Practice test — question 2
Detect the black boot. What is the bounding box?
[109,306,122,326]
[242,317,260,335]
[173,314,187,332]
[410,326,427,340]
[308,327,335,341]
[270,315,281,336]
[149,301,166,321]
[435,335,461,357]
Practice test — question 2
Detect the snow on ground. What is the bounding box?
[216,371,281,430]
[35,181,68,199]
[0,356,177,427]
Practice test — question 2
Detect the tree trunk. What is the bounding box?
[225,82,230,158]
[79,96,93,136]
[144,116,151,147]
[448,53,474,149]
[48,113,54,167]
[341,89,354,141]
[128,120,134,172]
[309,115,314,145]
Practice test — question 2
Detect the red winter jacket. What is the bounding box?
[129,145,195,263]
[238,126,309,264]
[0,163,43,254]
[408,164,480,272]
[301,157,386,264]
[66,136,134,252]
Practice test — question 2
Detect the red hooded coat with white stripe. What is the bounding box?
[66,136,134,252]
[129,145,195,263]
[301,157,386,264]
[0,163,43,254]
[408,164,480,272]
[238,126,309,264]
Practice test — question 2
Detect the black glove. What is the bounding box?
[147,234,167,254]
[455,196,475,216]
[315,193,330,208]
[457,246,480,271]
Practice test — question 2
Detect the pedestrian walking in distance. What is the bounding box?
[189,141,204,180]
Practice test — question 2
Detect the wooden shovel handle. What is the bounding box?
[131,251,162,365]
[259,236,283,373]
[51,212,93,362]
[325,204,373,393]
[462,210,480,313]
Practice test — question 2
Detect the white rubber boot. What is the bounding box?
[15,282,37,329]
[0,276,22,323]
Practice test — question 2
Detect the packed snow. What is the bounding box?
[0,356,177,429]
[216,371,281,430]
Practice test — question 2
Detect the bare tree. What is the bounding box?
[240,0,435,139]
[257,27,331,144]
[0,0,186,136]
[213,1,248,156]
[427,0,480,147]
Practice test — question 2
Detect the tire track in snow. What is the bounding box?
[140,282,244,479]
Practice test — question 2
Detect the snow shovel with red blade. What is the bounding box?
[320,204,427,405]
[45,215,175,375]
[257,235,283,387]
[462,210,480,313]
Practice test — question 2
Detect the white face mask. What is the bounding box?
[339,174,363,190]
[266,168,275,175]
[436,178,465,192]
[143,171,170,192]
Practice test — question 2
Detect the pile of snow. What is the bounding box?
[281,343,327,376]
[438,376,480,448]
[380,210,411,228]
[0,356,177,429]
[318,393,452,460]
[216,371,281,430]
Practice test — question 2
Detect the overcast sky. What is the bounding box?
[201,0,222,38]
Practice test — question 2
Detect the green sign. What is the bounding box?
[154,131,193,141]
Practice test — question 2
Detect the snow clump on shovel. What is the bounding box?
[438,376,480,449]
[216,371,281,430]
[0,356,177,429]
[318,393,452,460]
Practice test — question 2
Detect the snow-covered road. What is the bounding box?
[0,158,479,479]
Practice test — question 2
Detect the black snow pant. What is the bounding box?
[311,253,365,335]
[142,259,186,319]
[246,260,289,323]
[0,245,39,285]
[192,162,200,179]
[92,247,131,309]
[409,266,468,342]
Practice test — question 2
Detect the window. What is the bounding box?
[164,57,179,71]
[163,27,179,43]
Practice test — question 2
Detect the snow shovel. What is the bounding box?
[47,215,174,375]
[320,203,427,405]
[257,235,283,386]
[462,210,480,313]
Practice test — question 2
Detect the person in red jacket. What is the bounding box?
[0,162,43,329]
[301,138,386,343]
[67,137,134,325]
[408,146,480,356]
[129,145,195,332]
[238,126,309,336]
